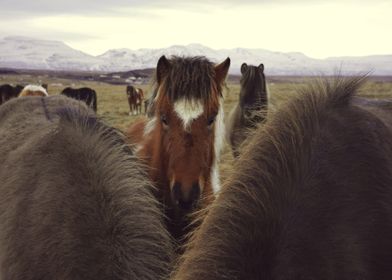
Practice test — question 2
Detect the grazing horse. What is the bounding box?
[0,96,172,280]
[173,76,392,280]
[126,85,144,115]
[226,62,268,157]
[0,84,23,105]
[126,56,230,242]
[18,84,49,97]
[61,87,97,112]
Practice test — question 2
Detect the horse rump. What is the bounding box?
[0,96,172,280]
[173,76,392,280]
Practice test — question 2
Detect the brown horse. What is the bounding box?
[126,85,144,115]
[127,56,230,242]
[18,84,49,97]
[0,96,172,279]
[173,76,392,280]
[226,62,268,157]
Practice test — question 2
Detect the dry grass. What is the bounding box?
[2,74,392,182]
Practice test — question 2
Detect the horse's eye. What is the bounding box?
[207,115,216,127]
[161,114,168,126]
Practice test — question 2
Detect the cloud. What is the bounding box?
[1,0,388,17]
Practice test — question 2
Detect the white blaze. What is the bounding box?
[174,99,204,129]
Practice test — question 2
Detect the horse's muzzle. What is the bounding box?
[172,181,200,211]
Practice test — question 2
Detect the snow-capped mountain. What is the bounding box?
[0,36,106,71]
[0,36,391,75]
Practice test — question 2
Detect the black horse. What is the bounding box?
[61,87,97,112]
[0,84,23,105]
[226,63,268,157]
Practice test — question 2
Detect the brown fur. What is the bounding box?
[127,85,144,115]
[0,96,172,279]
[226,63,268,157]
[126,56,230,243]
[173,76,392,280]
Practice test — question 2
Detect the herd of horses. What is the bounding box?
[0,83,147,116]
[1,55,392,279]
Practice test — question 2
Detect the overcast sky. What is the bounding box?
[0,0,391,58]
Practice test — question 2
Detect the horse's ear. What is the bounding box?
[214,57,231,85]
[241,63,248,74]
[258,63,264,72]
[156,55,171,84]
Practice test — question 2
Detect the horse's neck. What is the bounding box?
[240,87,267,111]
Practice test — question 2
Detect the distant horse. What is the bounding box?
[0,84,23,105]
[18,84,48,97]
[226,63,268,157]
[126,56,230,242]
[61,87,97,112]
[126,85,144,115]
[0,96,172,280]
[173,77,392,280]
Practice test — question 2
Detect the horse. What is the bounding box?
[173,76,392,280]
[226,63,268,157]
[0,84,23,105]
[126,56,230,243]
[61,87,97,112]
[18,84,49,97]
[126,85,144,115]
[0,95,172,280]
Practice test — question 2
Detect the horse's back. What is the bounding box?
[174,77,392,280]
[0,96,172,279]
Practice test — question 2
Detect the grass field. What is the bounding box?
[2,74,392,181]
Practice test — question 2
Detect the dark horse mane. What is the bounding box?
[173,76,392,279]
[0,96,172,280]
[157,56,222,103]
[239,64,267,108]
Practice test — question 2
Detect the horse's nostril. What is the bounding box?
[190,182,201,204]
[171,181,201,211]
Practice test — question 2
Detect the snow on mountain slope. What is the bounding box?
[0,36,391,75]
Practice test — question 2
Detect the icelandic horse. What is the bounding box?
[61,87,97,112]
[0,95,172,279]
[126,85,144,115]
[18,84,49,97]
[126,56,230,243]
[226,62,268,157]
[173,76,392,280]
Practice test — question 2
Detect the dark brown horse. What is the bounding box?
[0,84,23,105]
[61,87,97,112]
[127,56,230,243]
[0,96,172,279]
[126,85,144,115]
[226,62,268,157]
[173,76,392,280]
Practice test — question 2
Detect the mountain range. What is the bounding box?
[0,36,391,75]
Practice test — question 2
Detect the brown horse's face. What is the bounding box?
[157,95,221,211]
[151,56,230,213]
